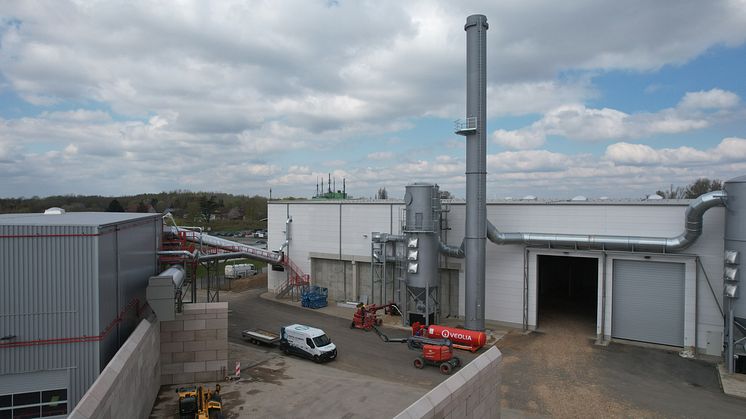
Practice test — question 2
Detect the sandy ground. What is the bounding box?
[498,301,746,418]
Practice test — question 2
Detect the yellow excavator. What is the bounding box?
[176,384,223,419]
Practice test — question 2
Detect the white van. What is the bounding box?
[224,263,257,279]
[279,324,337,363]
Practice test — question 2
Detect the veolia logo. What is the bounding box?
[430,327,473,341]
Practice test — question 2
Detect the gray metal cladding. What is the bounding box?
[0,213,160,409]
[0,223,100,408]
[725,176,746,319]
[463,14,488,331]
[404,183,439,232]
[404,184,440,289]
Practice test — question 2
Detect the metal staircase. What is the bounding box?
[275,255,310,301]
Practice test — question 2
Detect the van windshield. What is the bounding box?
[312,334,331,347]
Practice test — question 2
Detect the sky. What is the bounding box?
[1,0,745,200]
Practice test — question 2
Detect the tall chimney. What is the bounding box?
[463,14,488,331]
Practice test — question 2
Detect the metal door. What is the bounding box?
[612,260,685,346]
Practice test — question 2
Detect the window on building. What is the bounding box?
[0,388,67,419]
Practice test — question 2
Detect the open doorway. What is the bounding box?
[537,255,598,334]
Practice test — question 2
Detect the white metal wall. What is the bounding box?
[269,200,725,353]
[268,201,404,292]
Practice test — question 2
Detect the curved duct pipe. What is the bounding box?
[439,241,465,258]
[439,190,727,256]
[157,265,186,289]
[485,190,726,251]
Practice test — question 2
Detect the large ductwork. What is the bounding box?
[159,225,286,264]
[484,190,727,252]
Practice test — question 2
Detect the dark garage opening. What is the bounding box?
[537,255,598,334]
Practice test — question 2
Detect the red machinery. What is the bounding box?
[350,303,398,330]
[411,323,486,352]
[402,336,461,374]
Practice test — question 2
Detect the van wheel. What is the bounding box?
[313,355,321,363]
[350,321,356,329]
[282,346,290,355]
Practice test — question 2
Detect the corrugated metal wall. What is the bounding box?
[0,223,100,408]
[98,218,160,369]
[1,215,160,410]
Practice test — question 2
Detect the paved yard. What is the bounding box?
[152,283,746,418]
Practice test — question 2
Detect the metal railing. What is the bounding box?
[454,117,477,133]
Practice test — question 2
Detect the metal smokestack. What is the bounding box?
[463,14,488,331]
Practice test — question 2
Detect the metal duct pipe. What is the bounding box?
[372,232,407,243]
[158,250,198,259]
[197,251,282,263]
[162,226,286,264]
[439,241,464,258]
[485,190,727,251]
[157,265,186,289]
[463,14,489,331]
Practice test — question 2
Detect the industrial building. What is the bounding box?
[0,210,161,416]
[266,195,728,355]
[1,11,745,418]
[266,13,745,363]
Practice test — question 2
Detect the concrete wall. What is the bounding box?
[395,346,502,419]
[160,302,229,384]
[70,317,160,419]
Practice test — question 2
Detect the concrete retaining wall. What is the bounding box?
[69,317,160,419]
[160,302,229,384]
[395,346,502,419]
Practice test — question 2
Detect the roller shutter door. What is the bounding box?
[612,260,685,346]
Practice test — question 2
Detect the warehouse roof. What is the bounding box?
[268,198,694,206]
[0,211,160,227]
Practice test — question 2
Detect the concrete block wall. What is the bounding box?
[70,317,160,419]
[394,346,502,419]
[160,302,229,384]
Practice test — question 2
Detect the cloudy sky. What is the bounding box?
[1,1,745,199]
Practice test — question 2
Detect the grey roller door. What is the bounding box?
[0,369,69,394]
[612,260,685,346]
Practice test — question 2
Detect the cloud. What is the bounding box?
[492,89,739,149]
[1,1,745,198]
[604,138,746,166]
[367,151,395,160]
[492,128,546,150]
[678,88,740,110]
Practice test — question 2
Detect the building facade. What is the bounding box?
[0,212,161,416]
[268,199,725,356]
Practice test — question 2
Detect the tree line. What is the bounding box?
[0,191,268,227]
[655,178,723,199]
